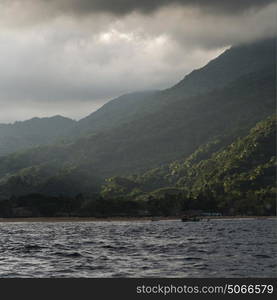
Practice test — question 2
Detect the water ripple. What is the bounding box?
[0,219,276,277]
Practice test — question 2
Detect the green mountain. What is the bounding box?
[0,116,76,156]
[2,115,274,217]
[0,38,275,201]
[102,115,276,216]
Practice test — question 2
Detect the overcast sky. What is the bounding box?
[0,0,276,123]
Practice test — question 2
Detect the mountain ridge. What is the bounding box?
[0,115,76,157]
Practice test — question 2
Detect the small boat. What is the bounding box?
[181,216,201,222]
[151,217,162,222]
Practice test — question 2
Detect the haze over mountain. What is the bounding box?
[1,0,275,123]
[73,38,275,137]
[0,116,76,156]
[0,38,275,204]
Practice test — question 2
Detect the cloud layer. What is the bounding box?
[0,0,276,123]
[1,0,275,20]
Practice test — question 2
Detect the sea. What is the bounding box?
[0,218,276,277]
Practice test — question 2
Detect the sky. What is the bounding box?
[0,0,276,123]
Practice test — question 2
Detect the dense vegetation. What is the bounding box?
[0,115,275,217]
[101,115,276,216]
[0,38,275,217]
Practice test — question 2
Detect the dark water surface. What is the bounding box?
[0,218,276,277]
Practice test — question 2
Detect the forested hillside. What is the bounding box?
[102,115,276,216]
[0,38,275,211]
[0,115,275,217]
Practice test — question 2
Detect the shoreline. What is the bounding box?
[0,215,276,223]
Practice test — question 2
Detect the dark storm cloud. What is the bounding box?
[3,0,275,19]
[55,0,275,16]
[0,0,275,123]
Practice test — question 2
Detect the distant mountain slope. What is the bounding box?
[0,38,275,199]
[0,116,76,157]
[72,91,158,136]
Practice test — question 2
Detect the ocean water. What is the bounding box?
[0,218,276,278]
